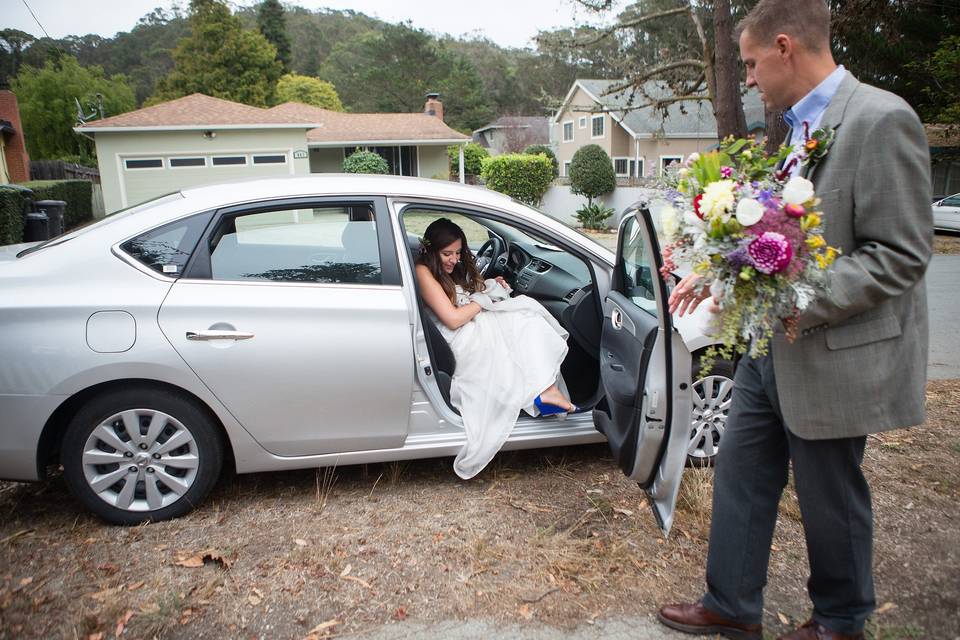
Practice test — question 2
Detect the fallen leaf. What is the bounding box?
[341,575,371,589]
[304,618,341,639]
[18,577,33,587]
[115,610,134,637]
[175,555,205,568]
[339,563,352,577]
[98,563,119,575]
[770,544,781,552]
[777,611,790,625]
[89,586,124,601]
[586,488,603,494]
[86,633,104,640]
[174,549,232,570]
[294,539,308,547]
[127,581,145,591]
[613,507,634,516]
[876,602,897,615]
[518,604,533,620]
[393,606,408,621]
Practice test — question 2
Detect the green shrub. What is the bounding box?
[575,202,616,231]
[480,153,554,206]
[570,144,615,205]
[523,144,559,178]
[448,142,489,177]
[0,188,27,245]
[19,179,93,230]
[342,150,390,174]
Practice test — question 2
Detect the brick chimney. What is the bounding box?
[0,89,30,183]
[424,92,443,122]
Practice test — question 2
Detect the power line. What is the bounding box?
[20,0,52,40]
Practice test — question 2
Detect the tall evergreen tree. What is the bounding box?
[257,0,291,72]
[149,0,282,107]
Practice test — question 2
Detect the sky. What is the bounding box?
[4,0,622,50]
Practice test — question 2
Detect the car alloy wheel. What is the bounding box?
[688,359,735,467]
[62,388,223,525]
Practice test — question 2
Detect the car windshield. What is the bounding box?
[16,192,184,258]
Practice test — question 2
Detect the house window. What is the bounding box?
[169,157,206,168]
[563,161,571,177]
[124,158,163,170]
[578,116,587,129]
[345,146,418,176]
[212,155,247,166]
[634,159,645,178]
[253,154,287,165]
[613,157,629,177]
[562,121,574,142]
[660,155,683,175]
[591,115,604,138]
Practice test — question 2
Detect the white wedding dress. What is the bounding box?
[426,279,570,479]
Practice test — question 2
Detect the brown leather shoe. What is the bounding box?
[657,602,763,639]
[777,619,865,640]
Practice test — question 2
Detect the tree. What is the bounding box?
[275,73,343,110]
[569,144,615,206]
[447,142,489,177]
[523,144,559,178]
[12,56,135,160]
[0,29,36,85]
[257,0,291,72]
[914,35,960,124]
[343,150,389,174]
[149,0,282,108]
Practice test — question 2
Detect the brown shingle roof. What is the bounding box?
[305,111,469,144]
[79,93,324,129]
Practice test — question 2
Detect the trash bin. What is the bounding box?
[33,200,66,238]
[23,211,50,242]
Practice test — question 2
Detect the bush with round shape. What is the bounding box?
[342,150,390,174]
[448,142,489,177]
[480,153,554,206]
[570,144,616,206]
[523,144,559,178]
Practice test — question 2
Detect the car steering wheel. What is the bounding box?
[474,236,504,278]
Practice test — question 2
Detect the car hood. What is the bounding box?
[0,241,43,261]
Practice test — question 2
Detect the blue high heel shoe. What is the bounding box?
[534,395,578,417]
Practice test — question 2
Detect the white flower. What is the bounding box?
[735,198,765,226]
[783,176,815,205]
[659,205,679,238]
[700,179,736,221]
[683,208,705,229]
[684,152,700,167]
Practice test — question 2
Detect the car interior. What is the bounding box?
[399,208,604,416]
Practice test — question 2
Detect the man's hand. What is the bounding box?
[668,273,712,316]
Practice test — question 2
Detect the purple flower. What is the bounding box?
[748,232,793,274]
[757,189,775,206]
[720,166,734,178]
[724,244,752,267]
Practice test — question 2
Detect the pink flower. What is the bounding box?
[748,232,793,274]
[784,203,805,218]
[720,166,733,178]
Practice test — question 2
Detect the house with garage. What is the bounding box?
[76,92,469,213]
[551,79,765,179]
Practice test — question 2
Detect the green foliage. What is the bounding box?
[342,150,389,174]
[149,0,282,108]
[275,73,343,110]
[19,180,93,230]
[321,23,494,131]
[574,202,615,231]
[11,56,135,161]
[569,144,615,205]
[257,0,291,71]
[0,188,27,245]
[913,35,960,123]
[523,144,559,178]
[480,153,553,206]
[447,143,489,177]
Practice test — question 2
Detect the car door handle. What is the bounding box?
[186,330,255,341]
[606,352,625,371]
[611,306,623,330]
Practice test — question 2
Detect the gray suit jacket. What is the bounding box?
[772,73,933,439]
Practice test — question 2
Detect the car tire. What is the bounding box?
[62,387,223,525]
[687,357,735,468]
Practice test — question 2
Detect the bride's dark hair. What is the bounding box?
[416,217,484,303]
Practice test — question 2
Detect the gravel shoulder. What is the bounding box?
[0,380,957,640]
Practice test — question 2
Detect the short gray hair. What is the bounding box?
[736,0,831,53]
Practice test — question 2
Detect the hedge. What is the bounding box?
[523,144,559,178]
[342,150,390,174]
[19,179,94,230]
[448,142,489,177]
[480,154,554,206]
[0,188,27,245]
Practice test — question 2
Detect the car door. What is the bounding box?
[157,196,414,457]
[933,194,960,231]
[593,205,692,535]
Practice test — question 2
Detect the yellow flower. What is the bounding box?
[801,212,821,232]
[805,139,819,152]
[806,234,826,249]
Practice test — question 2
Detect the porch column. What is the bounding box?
[458,145,465,184]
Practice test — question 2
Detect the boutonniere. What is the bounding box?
[800,121,836,171]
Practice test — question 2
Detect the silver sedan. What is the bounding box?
[933,193,960,232]
[0,175,715,531]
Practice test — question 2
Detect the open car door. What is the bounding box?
[593,205,692,535]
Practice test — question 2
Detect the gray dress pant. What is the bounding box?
[700,352,875,634]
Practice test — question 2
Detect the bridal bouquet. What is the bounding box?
[658,137,840,362]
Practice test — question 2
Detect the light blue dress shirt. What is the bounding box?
[783,65,847,176]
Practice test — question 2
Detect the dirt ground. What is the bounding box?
[0,380,957,640]
[933,233,960,255]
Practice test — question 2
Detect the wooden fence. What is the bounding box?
[30,160,101,184]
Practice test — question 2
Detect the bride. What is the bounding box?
[414,217,577,479]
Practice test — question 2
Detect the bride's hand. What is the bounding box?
[495,276,510,290]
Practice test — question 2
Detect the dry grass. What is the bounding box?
[0,382,957,638]
[933,232,960,255]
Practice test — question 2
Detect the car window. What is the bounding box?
[209,204,382,285]
[941,195,960,207]
[618,214,658,316]
[401,210,490,250]
[121,212,210,277]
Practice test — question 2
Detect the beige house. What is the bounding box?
[76,93,468,213]
[551,79,765,179]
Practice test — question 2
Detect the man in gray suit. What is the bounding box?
[658,1,933,639]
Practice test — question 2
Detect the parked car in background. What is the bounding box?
[933,193,960,232]
[0,175,727,530]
